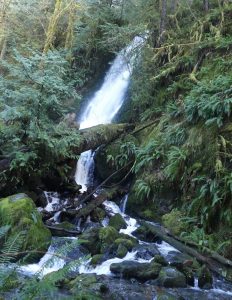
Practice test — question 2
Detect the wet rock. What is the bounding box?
[198,265,213,289]
[157,291,179,300]
[80,227,100,255]
[134,244,160,260]
[116,244,128,258]
[182,266,195,287]
[68,274,105,299]
[167,251,193,270]
[0,193,51,262]
[152,255,168,266]
[90,254,104,266]
[110,261,162,282]
[109,213,127,231]
[99,226,120,254]
[114,237,138,251]
[91,207,106,222]
[158,267,187,288]
[132,225,162,243]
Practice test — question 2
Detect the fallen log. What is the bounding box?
[141,221,232,282]
[61,188,118,220]
[77,123,135,153]
[46,225,81,237]
[0,123,135,173]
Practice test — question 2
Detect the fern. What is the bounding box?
[0,231,26,264]
[135,179,152,201]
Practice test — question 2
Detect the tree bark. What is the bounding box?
[203,0,209,11]
[158,0,167,46]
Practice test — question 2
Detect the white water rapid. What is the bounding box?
[75,36,145,192]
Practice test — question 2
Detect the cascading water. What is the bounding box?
[75,36,145,192]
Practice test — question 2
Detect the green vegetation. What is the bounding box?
[1,0,232,297]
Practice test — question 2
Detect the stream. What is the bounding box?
[19,37,232,299]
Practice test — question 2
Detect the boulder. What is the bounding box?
[68,274,106,299]
[99,226,119,254]
[80,227,100,255]
[110,261,161,282]
[152,255,168,266]
[0,193,51,262]
[134,244,160,260]
[109,214,127,231]
[90,254,104,266]
[114,237,138,251]
[158,267,187,288]
[116,244,128,258]
[198,265,213,289]
[132,225,162,243]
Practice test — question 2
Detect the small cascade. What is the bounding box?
[120,194,128,214]
[75,36,145,192]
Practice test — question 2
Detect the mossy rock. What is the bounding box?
[114,238,137,251]
[80,227,100,255]
[162,209,186,236]
[158,267,187,288]
[152,255,168,266]
[98,226,119,253]
[68,274,104,299]
[198,265,213,289]
[0,193,51,262]
[91,208,106,222]
[116,244,128,258]
[90,254,104,266]
[109,214,127,231]
[110,261,162,282]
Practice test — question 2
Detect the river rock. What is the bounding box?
[134,244,160,260]
[110,261,162,281]
[99,226,120,253]
[167,251,193,270]
[132,225,162,243]
[68,274,107,299]
[80,227,101,255]
[0,193,51,262]
[158,267,187,288]
[152,255,168,266]
[109,213,127,231]
[198,265,213,289]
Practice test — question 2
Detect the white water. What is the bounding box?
[120,194,128,214]
[75,36,145,192]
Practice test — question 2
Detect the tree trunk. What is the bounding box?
[0,123,135,173]
[171,0,178,14]
[203,0,209,11]
[158,0,167,46]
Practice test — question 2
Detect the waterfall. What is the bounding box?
[75,36,145,192]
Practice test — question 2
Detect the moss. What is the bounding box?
[55,221,77,230]
[90,254,103,266]
[0,193,51,262]
[91,208,106,222]
[68,274,104,299]
[116,244,128,258]
[114,238,136,251]
[98,226,119,253]
[109,213,127,231]
[152,255,168,266]
[162,209,186,236]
